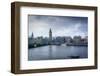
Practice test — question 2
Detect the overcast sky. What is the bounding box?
[28,15,88,38]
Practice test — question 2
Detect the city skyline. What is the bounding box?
[28,15,88,38]
[29,29,87,39]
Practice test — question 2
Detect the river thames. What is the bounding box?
[28,45,88,61]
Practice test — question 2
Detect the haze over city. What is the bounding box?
[28,15,88,38]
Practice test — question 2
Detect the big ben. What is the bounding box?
[49,28,52,43]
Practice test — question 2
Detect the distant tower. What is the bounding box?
[31,32,34,39]
[49,28,52,42]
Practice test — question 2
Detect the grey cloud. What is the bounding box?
[28,15,88,37]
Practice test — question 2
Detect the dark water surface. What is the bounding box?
[28,45,88,61]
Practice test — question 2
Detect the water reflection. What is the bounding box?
[28,45,88,61]
[48,45,52,59]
